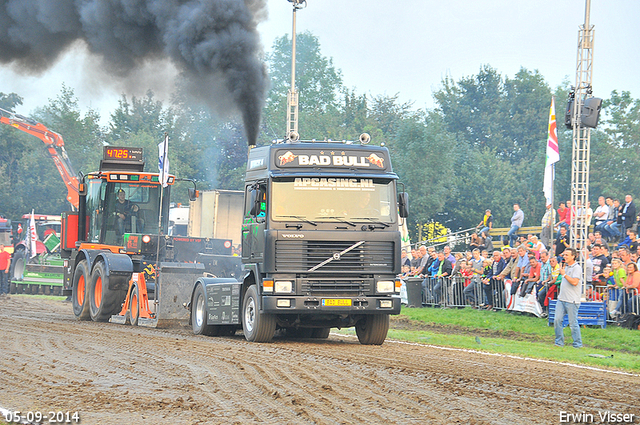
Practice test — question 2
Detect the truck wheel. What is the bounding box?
[355,314,390,345]
[129,285,140,326]
[311,327,331,339]
[72,260,91,320]
[242,285,275,342]
[192,284,218,336]
[89,261,126,322]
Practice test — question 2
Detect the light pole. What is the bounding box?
[286,0,306,140]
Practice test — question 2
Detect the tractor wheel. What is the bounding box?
[129,285,140,326]
[311,327,331,339]
[191,284,218,336]
[9,282,16,294]
[242,285,275,342]
[9,248,26,282]
[89,261,126,322]
[72,260,91,320]
[355,314,390,345]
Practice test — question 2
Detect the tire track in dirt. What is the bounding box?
[1,296,639,425]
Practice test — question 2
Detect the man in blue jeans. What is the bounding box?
[554,247,583,348]
[507,203,524,247]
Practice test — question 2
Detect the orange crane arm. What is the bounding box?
[0,108,79,209]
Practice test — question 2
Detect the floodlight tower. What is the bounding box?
[569,0,595,296]
[286,0,307,140]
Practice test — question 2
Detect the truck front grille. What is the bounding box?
[275,240,394,273]
[301,278,370,296]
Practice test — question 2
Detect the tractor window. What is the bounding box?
[86,180,105,243]
[104,183,161,245]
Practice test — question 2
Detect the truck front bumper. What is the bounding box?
[261,295,401,315]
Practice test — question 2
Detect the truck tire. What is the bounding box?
[311,327,331,339]
[89,261,126,322]
[129,285,140,326]
[72,260,91,320]
[192,284,219,336]
[242,285,275,343]
[355,314,390,345]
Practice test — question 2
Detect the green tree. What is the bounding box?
[262,31,344,141]
[0,87,104,217]
[433,67,558,229]
[388,111,457,233]
[0,92,29,218]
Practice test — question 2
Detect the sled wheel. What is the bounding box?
[129,285,140,326]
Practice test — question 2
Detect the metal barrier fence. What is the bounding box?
[593,285,640,322]
[403,276,639,323]
[403,276,510,310]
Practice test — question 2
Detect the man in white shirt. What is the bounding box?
[593,196,609,235]
[554,248,583,348]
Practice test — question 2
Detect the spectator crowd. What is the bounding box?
[401,194,640,320]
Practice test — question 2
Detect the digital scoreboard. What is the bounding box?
[103,147,144,162]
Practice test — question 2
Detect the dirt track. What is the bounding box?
[1,296,638,425]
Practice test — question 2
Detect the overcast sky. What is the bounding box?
[1,0,638,123]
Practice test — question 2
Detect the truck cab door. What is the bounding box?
[242,184,266,262]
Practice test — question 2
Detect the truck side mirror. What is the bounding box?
[188,188,199,202]
[249,189,259,216]
[398,192,409,218]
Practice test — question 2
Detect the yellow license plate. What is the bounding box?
[322,298,352,307]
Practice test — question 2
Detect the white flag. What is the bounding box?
[29,209,38,258]
[158,135,170,188]
[543,97,559,206]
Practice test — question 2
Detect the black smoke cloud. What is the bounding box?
[0,0,268,145]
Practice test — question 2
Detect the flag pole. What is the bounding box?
[543,96,559,248]
[155,133,169,311]
[550,96,555,246]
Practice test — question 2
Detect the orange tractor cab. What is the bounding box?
[61,147,241,326]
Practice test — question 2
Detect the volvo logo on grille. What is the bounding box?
[332,252,341,260]
[282,234,304,238]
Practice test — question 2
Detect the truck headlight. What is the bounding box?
[275,280,293,293]
[376,280,394,293]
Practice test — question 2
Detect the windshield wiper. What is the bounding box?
[321,216,356,227]
[352,217,390,228]
[279,215,318,226]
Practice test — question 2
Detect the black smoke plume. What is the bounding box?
[0,0,268,145]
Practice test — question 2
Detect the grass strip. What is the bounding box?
[336,306,640,373]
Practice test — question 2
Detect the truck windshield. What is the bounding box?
[271,177,396,223]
